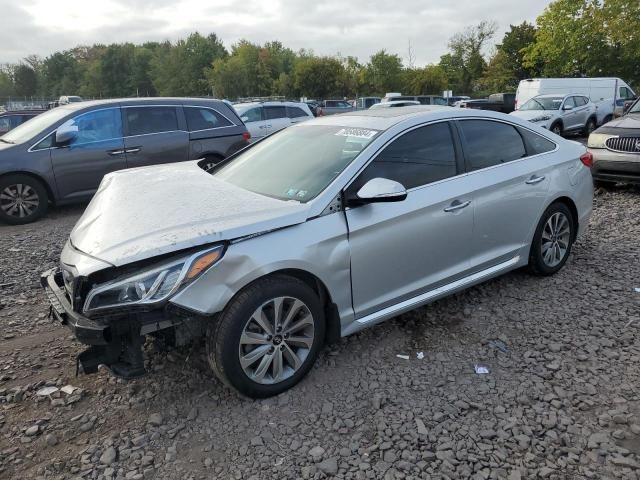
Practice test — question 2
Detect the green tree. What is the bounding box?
[363,50,403,95]
[499,22,539,81]
[13,64,38,97]
[403,65,448,95]
[294,57,344,99]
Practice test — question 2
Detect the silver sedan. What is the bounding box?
[42,107,594,398]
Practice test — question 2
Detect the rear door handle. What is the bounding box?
[125,147,141,154]
[107,149,125,156]
[443,200,471,212]
[525,175,546,185]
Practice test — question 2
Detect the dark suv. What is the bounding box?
[0,98,250,224]
[0,109,45,135]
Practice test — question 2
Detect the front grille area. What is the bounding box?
[605,136,640,153]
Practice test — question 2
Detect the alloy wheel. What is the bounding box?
[238,296,315,385]
[0,184,40,219]
[541,212,571,267]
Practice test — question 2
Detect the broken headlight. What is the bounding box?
[83,245,224,314]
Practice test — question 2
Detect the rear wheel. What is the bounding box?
[202,154,224,172]
[528,203,575,276]
[207,275,325,398]
[0,174,49,225]
[602,114,613,125]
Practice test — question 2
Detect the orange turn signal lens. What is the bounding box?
[186,250,222,280]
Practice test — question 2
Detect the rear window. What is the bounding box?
[460,120,526,170]
[185,107,233,131]
[264,106,287,120]
[520,128,556,155]
[126,107,178,136]
[286,106,309,118]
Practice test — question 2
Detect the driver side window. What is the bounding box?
[65,108,122,146]
[350,122,458,193]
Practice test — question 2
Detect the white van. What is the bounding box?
[515,78,635,125]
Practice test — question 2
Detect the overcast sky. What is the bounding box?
[1,0,554,65]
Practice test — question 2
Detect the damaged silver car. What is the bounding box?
[42,107,594,398]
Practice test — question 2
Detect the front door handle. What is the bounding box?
[125,147,141,154]
[525,175,546,185]
[107,149,125,156]
[443,200,471,212]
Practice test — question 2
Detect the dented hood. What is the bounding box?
[70,161,310,266]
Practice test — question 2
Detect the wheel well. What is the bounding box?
[552,196,579,238]
[0,171,55,205]
[270,268,341,345]
[550,119,563,129]
[587,115,597,123]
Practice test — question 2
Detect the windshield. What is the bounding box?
[1,107,71,144]
[214,124,379,202]
[629,100,640,114]
[520,97,563,111]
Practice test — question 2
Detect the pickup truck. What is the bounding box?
[320,100,354,115]
[461,93,516,114]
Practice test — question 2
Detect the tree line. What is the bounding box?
[1,0,638,101]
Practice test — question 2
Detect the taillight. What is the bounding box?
[580,151,593,168]
[242,131,251,142]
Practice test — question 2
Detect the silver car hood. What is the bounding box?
[510,110,556,120]
[70,161,310,266]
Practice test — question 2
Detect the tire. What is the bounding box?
[0,174,49,225]
[550,122,563,137]
[207,275,325,398]
[602,115,613,125]
[593,179,614,189]
[528,202,575,276]
[202,154,224,172]
[583,117,596,136]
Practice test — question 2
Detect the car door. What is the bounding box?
[264,105,291,135]
[50,107,127,202]
[560,96,579,130]
[456,119,553,270]
[572,96,589,127]
[239,106,266,140]
[122,105,189,168]
[345,121,474,319]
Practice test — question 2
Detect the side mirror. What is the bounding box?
[562,105,573,111]
[55,122,78,145]
[351,178,407,205]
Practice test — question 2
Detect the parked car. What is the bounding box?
[320,100,354,115]
[58,96,83,105]
[587,97,640,186]
[382,93,448,106]
[446,95,470,106]
[515,77,636,125]
[510,94,597,137]
[369,100,420,109]
[460,93,515,113]
[304,101,322,117]
[42,107,593,398]
[0,98,249,224]
[0,109,45,135]
[355,97,381,110]
[233,101,313,142]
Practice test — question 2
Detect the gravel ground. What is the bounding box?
[0,184,639,480]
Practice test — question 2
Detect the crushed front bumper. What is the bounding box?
[41,268,145,378]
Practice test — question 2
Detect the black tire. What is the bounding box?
[0,174,49,225]
[550,122,563,137]
[583,117,596,136]
[202,154,224,172]
[593,179,614,190]
[207,275,325,398]
[528,202,575,276]
[602,115,613,125]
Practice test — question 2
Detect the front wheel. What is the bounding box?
[550,122,563,136]
[207,275,325,398]
[583,117,596,136]
[528,203,575,276]
[0,174,49,225]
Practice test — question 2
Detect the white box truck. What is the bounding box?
[515,78,636,125]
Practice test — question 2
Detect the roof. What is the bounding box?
[233,100,308,110]
[534,93,574,98]
[50,97,229,113]
[0,109,46,115]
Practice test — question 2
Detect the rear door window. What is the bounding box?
[353,122,458,190]
[184,107,233,131]
[459,120,526,171]
[286,106,309,118]
[126,106,179,136]
[519,128,556,155]
[264,106,287,120]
